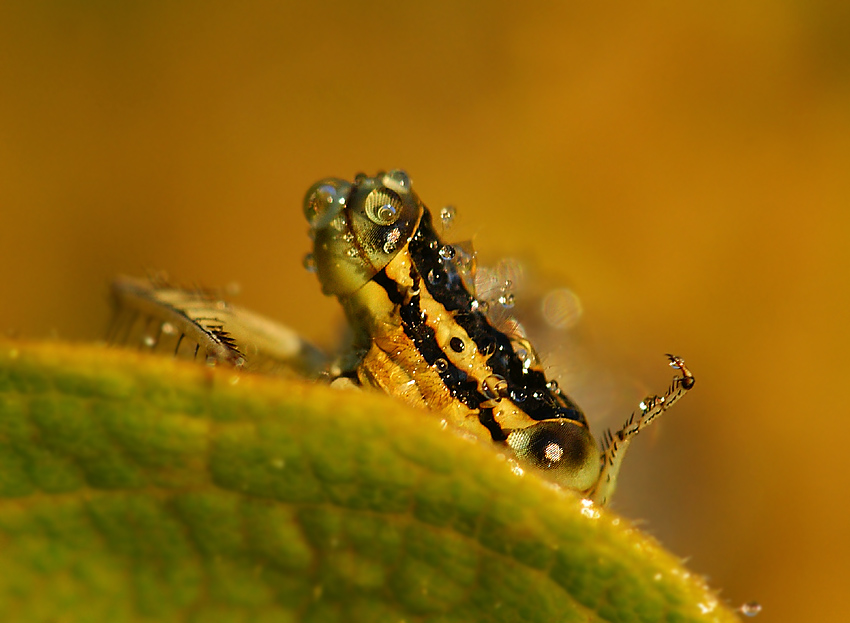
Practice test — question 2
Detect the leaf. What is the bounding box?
[0,340,740,623]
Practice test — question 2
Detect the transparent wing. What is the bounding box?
[108,276,328,378]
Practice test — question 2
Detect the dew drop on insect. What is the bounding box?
[342,232,355,243]
[142,335,156,348]
[434,358,449,372]
[427,269,445,286]
[512,388,528,403]
[439,245,456,260]
[304,183,339,228]
[161,322,176,335]
[382,169,411,194]
[346,247,359,258]
[302,253,317,273]
[739,602,762,617]
[482,375,508,400]
[546,380,560,394]
[440,205,457,229]
[479,338,497,357]
[498,293,515,309]
[376,203,398,224]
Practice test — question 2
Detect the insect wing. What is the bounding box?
[108,276,327,378]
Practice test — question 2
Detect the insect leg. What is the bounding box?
[588,355,695,506]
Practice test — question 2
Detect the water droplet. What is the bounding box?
[303,253,317,272]
[382,169,411,193]
[579,498,600,519]
[482,375,508,400]
[304,183,340,228]
[469,299,480,312]
[429,239,439,250]
[346,247,359,258]
[427,269,444,285]
[161,322,176,335]
[383,240,396,253]
[546,380,560,394]
[434,358,449,372]
[142,335,156,348]
[439,245,456,260]
[498,293,515,309]
[440,205,457,229]
[541,288,583,330]
[376,203,398,223]
[739,602,762,617]
[342,232,355,243]
[512,389,528,403]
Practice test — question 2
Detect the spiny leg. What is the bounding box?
[588,355,695,506]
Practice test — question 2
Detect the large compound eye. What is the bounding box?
[506,420,600,492]
[363,188,404,226]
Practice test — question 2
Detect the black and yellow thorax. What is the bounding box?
[304,171,601,493]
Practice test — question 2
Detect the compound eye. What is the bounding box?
[506,420,600,492]
[364,188,403,226]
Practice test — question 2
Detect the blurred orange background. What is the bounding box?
[2,3,848,621]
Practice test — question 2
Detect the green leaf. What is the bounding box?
[0,340,740,622]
